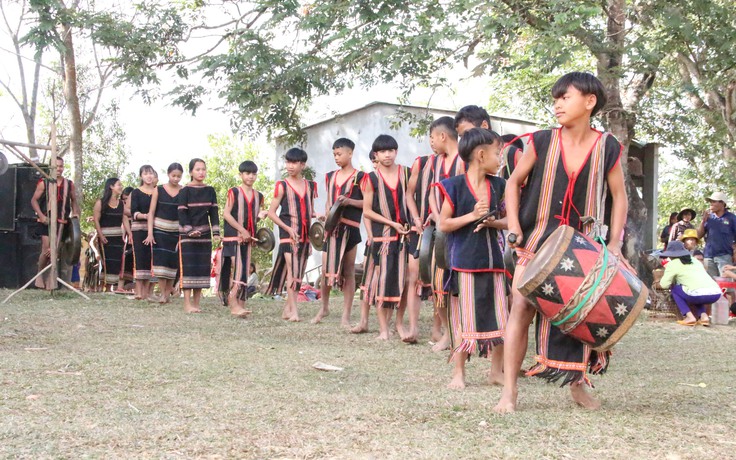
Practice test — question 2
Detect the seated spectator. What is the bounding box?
[656,241,722,327]
[669,207,696,242]
[679,228,701,253]
[693,249,705,263]
[247,262,259,298]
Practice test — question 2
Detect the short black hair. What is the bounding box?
[239,160,258,173]
[430,116,458,140]
[501,134,524,151]
[455,105,491,130]
[677,255,693,265]
[458,128,502,163]
[284,147,308,163]
[372,134,398,152]
[122,186,134,197]
[332,138,355,151]
[167,162,184,174]
[188,158,205,173]
[369,151,376,161]
[551,72,607,117]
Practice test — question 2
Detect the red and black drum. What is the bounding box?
[518,225,647,351]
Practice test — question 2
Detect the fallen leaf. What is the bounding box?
[26,394,40,400]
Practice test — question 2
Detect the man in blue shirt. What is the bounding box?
[697,192,736,277]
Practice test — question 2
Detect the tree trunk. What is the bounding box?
[60,22,84,205]
[598,0,651,284]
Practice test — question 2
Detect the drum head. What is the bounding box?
[0,151,8,176]
[324,201,344,233]
[418,225,435,284]
[255,227,275,252]
[59,217,82,266]
[434,229,449,270]
[309,221,325,251]
[517,225,575,296]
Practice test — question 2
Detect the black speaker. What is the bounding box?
[0,167,16,231]
[15,165,45,221]
[0,232,20,288]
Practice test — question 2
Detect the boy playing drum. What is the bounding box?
[495,72,629,413]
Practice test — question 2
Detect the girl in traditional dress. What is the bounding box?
[178,158,220,313]
[436,128,509,389]
[127,165,156,300]
[92,177,128,291]
[266,148,317,322]
[146,163,184,304]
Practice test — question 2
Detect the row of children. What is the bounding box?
[86,70,628,413]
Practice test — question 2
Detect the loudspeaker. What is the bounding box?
[15,165,45,221]
[0,167,16,231]
[0,232,20,288]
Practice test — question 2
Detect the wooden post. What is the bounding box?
[48,124,59,290]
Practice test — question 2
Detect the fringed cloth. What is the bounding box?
[448,269,509,362]
[323,221,361,289]
[363,237,407,310]
[267,241,311,295]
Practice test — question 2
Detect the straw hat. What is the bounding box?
[678,228,700,243]
[677,207,696,221]
[659,240,690,258]
[707,191,729,206]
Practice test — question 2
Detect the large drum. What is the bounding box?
[518,225,647,351]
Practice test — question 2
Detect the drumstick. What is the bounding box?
[508,233,518,245]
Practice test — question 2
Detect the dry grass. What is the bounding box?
[1,290,735,459]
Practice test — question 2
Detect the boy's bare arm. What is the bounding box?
[505,143,537,246]
[606,161,628,257]
[31,181,46,223]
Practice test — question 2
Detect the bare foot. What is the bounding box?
[288,315,301,322]
[447,374,466,390]
[402,328,419,344]
[340,318,351,328]
[570,383,601,410]
[184,305,201,314]
[487,371,504,386]
[431,333,451,352]
[350,323,368,334]
[311,308,330,324]
[395,322,407,340]
[282,308,290,320]
[493,387,518,414]
[375,332,389,340]
[230,306,251,318]
[430,328,443,343]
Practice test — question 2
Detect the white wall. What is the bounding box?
[274,103,538,283]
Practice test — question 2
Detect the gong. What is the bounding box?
[309,221,325,251]
[434,229,449,270]
[59,216,82,266]
[254,227,275,252]
[418,224,436,284]
[324,201,344,233]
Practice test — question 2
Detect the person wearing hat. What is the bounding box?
[656,240,722,326]
[668,207,696,243]
[679,228,701,253]
[697,191,736,277]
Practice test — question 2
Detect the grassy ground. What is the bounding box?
[1,290,735,459]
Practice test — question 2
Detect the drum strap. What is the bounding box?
[582,133,610,240]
